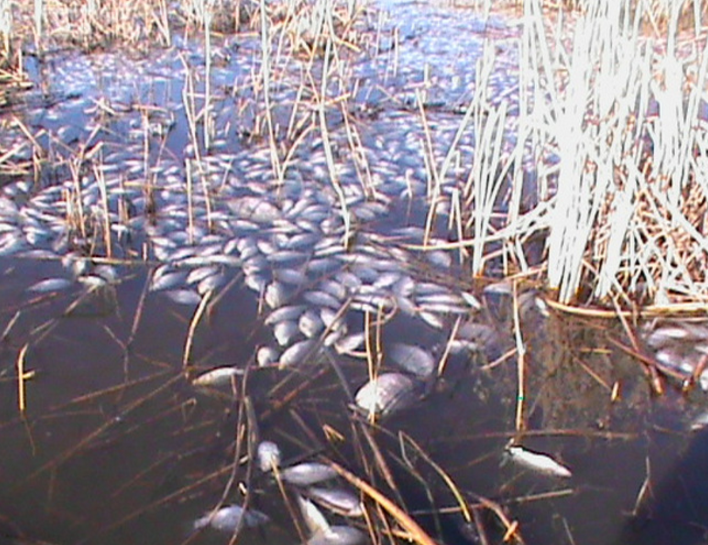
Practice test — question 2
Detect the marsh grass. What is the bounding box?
[432,0,708,308]
[535,0,708,306]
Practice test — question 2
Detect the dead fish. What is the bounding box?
[299,309,325,338]
[186,265,219,285]
[306,487,363,517]
[373,271,402,289]
[192,366,242,387]
[163,289,202,305]
[334,332,367,356]
[426,249,452,268]
[308,526,366,545]
[27,277,72,293]
[193,504,269,532]
[265,305,305,325]
[298,495,331,535]
[265,282,290,308]
[280,339,318,366]
[274,320,300,347]
[269,249,307,264]
[354,373,417,417]
[387,343,435,377]
[275,267,308,285]
[198,272,226,295]
[419,311,445,329]
[257,441,282,472]
[505,445,572,478]
[280,463,338,486]
[304,290,342,309]
[256,346,280,367]
[77,275,108,290]
[227,196,280,222]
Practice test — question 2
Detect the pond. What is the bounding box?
[2,0,708,544]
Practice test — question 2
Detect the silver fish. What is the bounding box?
[281,463,338,486]
[387,343,435,377]
[27,277,72,293]
[193,504,269,532]
[274,320,300,347]
[304,290,342,309]
[306,487,363,517]
[505,445,572,478]
[265,305,305,326]
[354,373,417,417]
[298,495,331,535]
[299,310,325,338]
[257,441,282,472]
[280,339,318,366]
[256,346,280,367]
[308,526,366,545]
[163,289,202,305]
[192,366,242,387]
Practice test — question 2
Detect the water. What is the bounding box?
[2,0,708,544]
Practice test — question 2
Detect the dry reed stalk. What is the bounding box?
[512,282,526,432]
[16,343,30,412]
[0,0,10,55]
[182,290,213,369]
[258,0,285,183]
[93,163,113,258]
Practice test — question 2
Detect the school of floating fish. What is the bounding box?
[0,6,556,542]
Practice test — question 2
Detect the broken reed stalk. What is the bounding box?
[16,342,29,412]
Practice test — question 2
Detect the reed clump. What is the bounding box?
[535,0,708,307]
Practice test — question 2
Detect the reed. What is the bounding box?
[476,0,708,306]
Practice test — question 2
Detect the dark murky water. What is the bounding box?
[2,0,708,544]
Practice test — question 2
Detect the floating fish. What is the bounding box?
[163,289,202,305]
[306,487,363,517]
[308,526,366,545]
[387,343,435,377]
[298,495,331,535]
[257,441,282,472]
[274,320,300,347]
[27,277,73,293]
[192,366,242,387]
[265,305,305,325]
[354,373,417,417]
[265,281,290,308]
[304,290,342,309]
[193,504,269,532]
[299,309,325,338]
[280,462,338,486]
[505,445,572,478]
[280,339,318,366]
[256,346,280,367]
[334,332,367,356]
